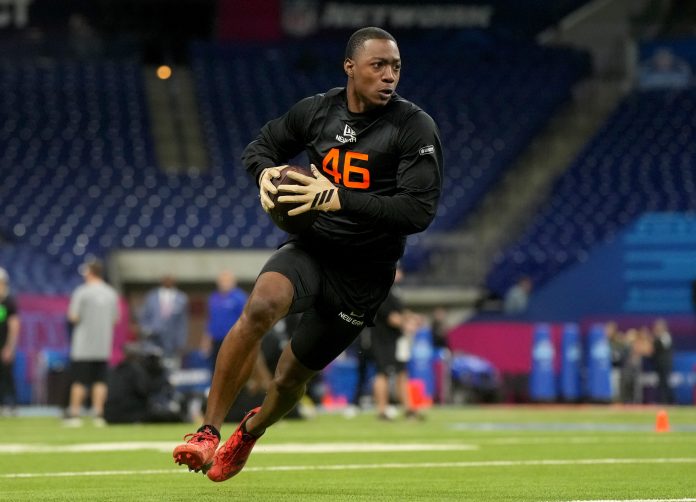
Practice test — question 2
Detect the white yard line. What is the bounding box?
[2,457,695,479]
[0,442,477,454]
[484,436,696,445]
[4,433,692,455]
[560,499,696,502]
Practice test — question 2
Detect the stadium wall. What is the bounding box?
[109,249,274,289]
[524,212,696,320]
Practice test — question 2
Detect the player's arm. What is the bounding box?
[279,111,442,227]
[242,96,320,211]
[340,111,442,234]
[67,289,81,324]
[1,301,19,363]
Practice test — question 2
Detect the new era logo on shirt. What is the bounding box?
[336,124,357,144]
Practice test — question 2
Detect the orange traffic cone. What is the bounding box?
[408,379,424,409]
[655,409,670,433]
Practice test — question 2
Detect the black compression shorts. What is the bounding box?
[259,243,395,370]
[70,360,108,386]
[371,333,405,375]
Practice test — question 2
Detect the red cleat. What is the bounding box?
[207,407,263,482]
[172,427,220,474]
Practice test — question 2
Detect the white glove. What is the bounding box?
[258,165,288,213]
[277,164,341,216]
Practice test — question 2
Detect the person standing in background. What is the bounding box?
[138,275,189,369]
[652,318,674,404]
[503,276,533,315]
[430,307,450,351]
[371,268,422,420]
[65,260,119,426]
[344,328,374,418]
[605,321,625,403]
[620,326,653,404]
[0,268,20,416]
[206,270,271,412]
[207,271,248,372]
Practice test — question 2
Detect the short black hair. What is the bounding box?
[345,27,396,60]
[81,259,104,278]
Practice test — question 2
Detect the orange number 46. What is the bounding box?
[322,148,370,189]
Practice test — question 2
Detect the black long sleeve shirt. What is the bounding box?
[242,87,443,266]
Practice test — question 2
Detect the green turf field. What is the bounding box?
[1,406,695,501]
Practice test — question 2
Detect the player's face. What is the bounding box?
[345,38,401,112]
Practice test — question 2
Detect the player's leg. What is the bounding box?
[66,362,87,425]
[174,244,321,474]
[173,272,293,472]
[90,362,108,424]
[346,333,370,416]
[246,351,273,394]
[203,271,293,430]
[373,372,390,418]
[371,337,397,419]
[0,361,11,414]
[66,383,86,423]
[244,342,316,436]
[207,305,364,482]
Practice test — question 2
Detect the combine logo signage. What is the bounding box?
[282,1,493,35]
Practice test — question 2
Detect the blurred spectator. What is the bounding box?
[204,270,271,420]
[0,268,20,416]
[344,329,373,418]
[638,48,692,90]
[430,307,453,404]
[138,275,189,369]
[430,307,450,350]
[652,318,674,404]
[620,326,653,404]
[104,342,185,424]
[371,268,423,420]
[503,276,533,315]
[605,321,625,402]
[65,260,119,426]
[207,270,248,372]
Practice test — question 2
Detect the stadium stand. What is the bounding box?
[0,37,589,292]
[487,88,696,295]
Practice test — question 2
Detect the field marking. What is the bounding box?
[2,435,691,455]
[484,436,696,446]
[3,457,696,479]
[561,499,696,502]
[0,442,477,455]
[451,422,696,432]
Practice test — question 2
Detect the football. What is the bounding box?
[268,165,319,234]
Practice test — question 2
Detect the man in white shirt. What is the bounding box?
[66,259,119,426]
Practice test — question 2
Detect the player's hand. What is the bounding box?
[258,165,287,213]
[277,164,341,215]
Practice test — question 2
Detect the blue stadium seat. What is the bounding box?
[487,88,696,294]
[0,37,588,292]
